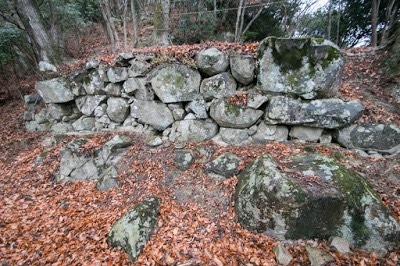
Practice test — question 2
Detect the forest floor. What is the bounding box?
[0,29,400,265]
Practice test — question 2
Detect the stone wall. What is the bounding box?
[27,37,393,150]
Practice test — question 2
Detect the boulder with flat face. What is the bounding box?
[200,72,237,101]
[107,97,130,123]
[131,100,174,131]
[169,120,218,142]
[258,37,344,99]
[230,55,255,85]
[196,48,229,76]
[36,78,75,103]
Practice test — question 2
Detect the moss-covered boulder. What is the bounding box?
[150,64,201,103]
[196,48,230,76]
[257,37,343,99]
[210,97,264,128]
[235,154,399,254]
[108,198,161,262]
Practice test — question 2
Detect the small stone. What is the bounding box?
[319,133,332,144]
[174,150,195,171]
[144,136,163,147]
[205,152,242,178]
[328,236,351,256]
[273,242,293,266]
[306,246,334,266]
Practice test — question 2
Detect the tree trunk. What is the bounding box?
[336,0,341,45]
[153,0,170,46]
[380,0,399,45]
[123,0,128,50]
[241,5,264,37]
[235,0,245,42]
[327,0,332,40]
[100,0,120,53]
[371,0,381,47]
[131,0,139,48]
[15,0,61,64]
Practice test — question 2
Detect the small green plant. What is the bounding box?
[332,151,345,161]
[304,145,314,152]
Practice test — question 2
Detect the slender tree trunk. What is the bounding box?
[327,0,332,40]
[213,0,218,28]
[371,0,381,47]
[336,0,341,45]
[101,0,120,53]
[380,0,398,45]
[241,5,264,37]
[15,0,60,64]
[131,0,139,48]
[235,0,245,42]
[153,0,170,46]
[123,0,128,50]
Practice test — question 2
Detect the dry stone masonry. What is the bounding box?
[26,36,400,155]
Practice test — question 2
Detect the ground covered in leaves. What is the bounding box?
[1,44,400,265]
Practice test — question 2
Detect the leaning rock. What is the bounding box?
[252,122,289,142]
[169,120,218,142]
[210,97,263,128]
[76,95,107,116]
[235,153,400,254]
[205,152,242,178]
[72,116,95,131]
[150,64,201,103]
[36,78,74,103]
[131,100,174,131]
[107,67,128,83]
[196,48,229,76]
[185,97,208,119]
[108,198,161,262]
[289,126,324,142]
[107,97,130,123]
[230,55,255,85]
[306,246,334,266]
[258,37,344,99]
[329,236,351,256]
[266,96,364,129]
[335,124,400,155]
[174,150,195,171]
[273,243,293,266]
[200,72,237,101]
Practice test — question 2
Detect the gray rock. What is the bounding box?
[26,120,49,131]
[128,59,152,77]
[83,71,105,95]
[150,64,201,103]
[290,126,324,142]
[169,120,218,142]
[219,128,250,145]
[123,116,138,127]
[235,154,400,254]
[184,113,197,120]
[35,110,49,124]
[123,78,145,96]
[131,100,174,131]
[247,125,258,136]
[107,67,128,83]
[24,94,41,104]
[70,159,99,180]
[252,122,289,142]
[36,78,75,103]
[39,61,57,72]
[96,135,132,167]
[205,152,242,178]
[119,52,134,60]
[48,103,73,121]
[59,138,91,179]
[273,243,293,266]
[96,166,119,191]
[174,150,195,170]
[185,97,208,119]
[266,96,364,129]
[258,37,344,99]
[72,116,95,131]
[319,133,332,144]
[247,90,268,109]
[104,83,122,96]
[306,246,334,266]
[108,198,161,262]
[94,103,107,117]
[85,60,98,70]
[335,124,400,155]
[107,97,130,123]
[200,72,237,100]
[196,48,229,76]
[210,97,263,128]
[328,236,351,256]
[144,136,163,147]
[76,95,107,116]
[230,55,255,85]
[51,122,73,133]
[172,108,185,121]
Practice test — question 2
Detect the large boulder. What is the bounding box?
[230,55,255,85]
[76,95,107,116]
[266,96,364,129]
[200,72,237,101]
[108,198,161,262]
[72,116,95,131]
[335,124,400,155]
[128,59,152,77]
[196,48,229,76]
[83,71,105,95]
[131,100,174,131]
[107,97,130,123]
[107,67,128,83]
[210,97,263,128]
[169,120,218,142]
[235,154,400,254]
[36,78,74,103]
[257,37,344,99]
[149,64,201,103]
